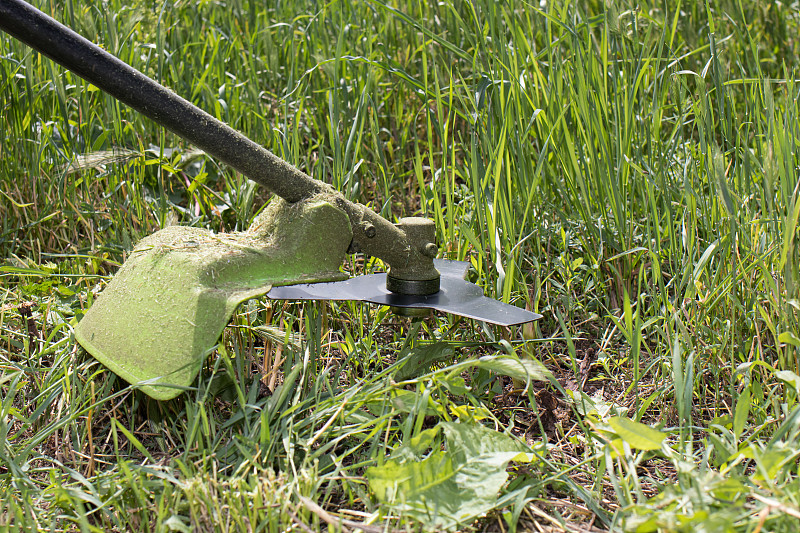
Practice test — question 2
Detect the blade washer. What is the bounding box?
[386,275,440,295]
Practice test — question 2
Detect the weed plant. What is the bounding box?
[2,0,800,531]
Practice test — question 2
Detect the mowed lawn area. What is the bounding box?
[2,0,800,531]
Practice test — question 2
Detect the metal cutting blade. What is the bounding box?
[267,259,542,326]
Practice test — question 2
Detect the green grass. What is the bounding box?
[3,0,800,531]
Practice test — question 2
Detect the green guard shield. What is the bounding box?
[75,198,352,400]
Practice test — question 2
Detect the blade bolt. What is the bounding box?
[422,242,438,258]
[363,222,376,238]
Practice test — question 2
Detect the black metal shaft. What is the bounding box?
[0,0,441,292]
[0,0,322,203]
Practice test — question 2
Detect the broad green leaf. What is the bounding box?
[733,387,751,440]
[741,445,796,482]
[388,426,443,463]
[775,370,800,394]
[163,515,192,533]
[366,450,503,530]
[708,478,746,501]
[691,240,719,291]
[407,426,441,456]
[441,421,529,463]
[367,421,532,530]
[605,438,628,459]
[458,221,483,253]
[395,342,455,381]
[608,417,666,451]
[367,389,440,417]
[569,389,627,420]
[473,355,552,382]
[449,404,491,421]
[778,331,800,347]
[440,373,470,396]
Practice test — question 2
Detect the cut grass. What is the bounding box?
[2,0,800,531]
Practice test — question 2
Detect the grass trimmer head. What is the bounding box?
[1,0,541,400]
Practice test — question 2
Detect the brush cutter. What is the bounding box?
[1,0,541,400]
